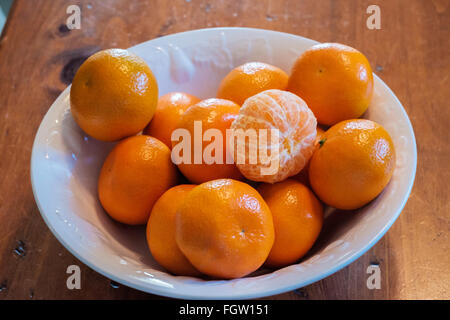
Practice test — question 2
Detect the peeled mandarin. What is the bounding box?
[230,89,317,183]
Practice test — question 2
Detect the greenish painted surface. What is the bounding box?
[0,0,13,34]
[0,0,13,13]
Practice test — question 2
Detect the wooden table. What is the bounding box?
[0,0,448,300]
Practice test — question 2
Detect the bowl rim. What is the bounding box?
[30,27,417,299]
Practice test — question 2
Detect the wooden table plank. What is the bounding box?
[0,0,448,299]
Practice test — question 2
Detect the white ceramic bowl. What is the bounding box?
[31,28,417,299]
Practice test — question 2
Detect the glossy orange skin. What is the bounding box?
[143,92,200,148]
[176,179,274,279]
[217,62,289,105]
[309,119,396,210]
[258,179,323,267]
[71,49,158,141]
[173,98,243,184]
[146,185,201,276]
[98,135,178,225]
[287,43,374,126]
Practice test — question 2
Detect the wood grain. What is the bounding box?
[0,0,448,299]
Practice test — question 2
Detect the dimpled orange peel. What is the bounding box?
[143,92,200,148]
[217,62,289,105]
[230,89,317,183]
[309,119,396,210]
[70,48,158,141]
[98,135,178,225]
[172,98,243,184]
[175,179,274,279]
[258,179,323,267]
[146,184,201,276]
[287,43,374,126]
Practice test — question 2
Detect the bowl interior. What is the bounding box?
[31,28,416,299]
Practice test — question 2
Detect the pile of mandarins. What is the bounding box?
[70,43,395,279]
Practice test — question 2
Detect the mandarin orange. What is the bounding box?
[175,179,274,279]
[230,89,317,183]
[146,185,201,276]
[309,119,396,210]
[71,49,158,141]
[217,62,288,105]
[258,179,323,267]
[172,98,243,183]
[98,135,177,225]
[143,92,200,148]
[287,43,373,126]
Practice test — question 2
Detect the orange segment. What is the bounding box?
[175,179,274,279]
[98,135,178,225]
[217,62,288,105]
[146,185,201,276]
[230,89,317,183]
